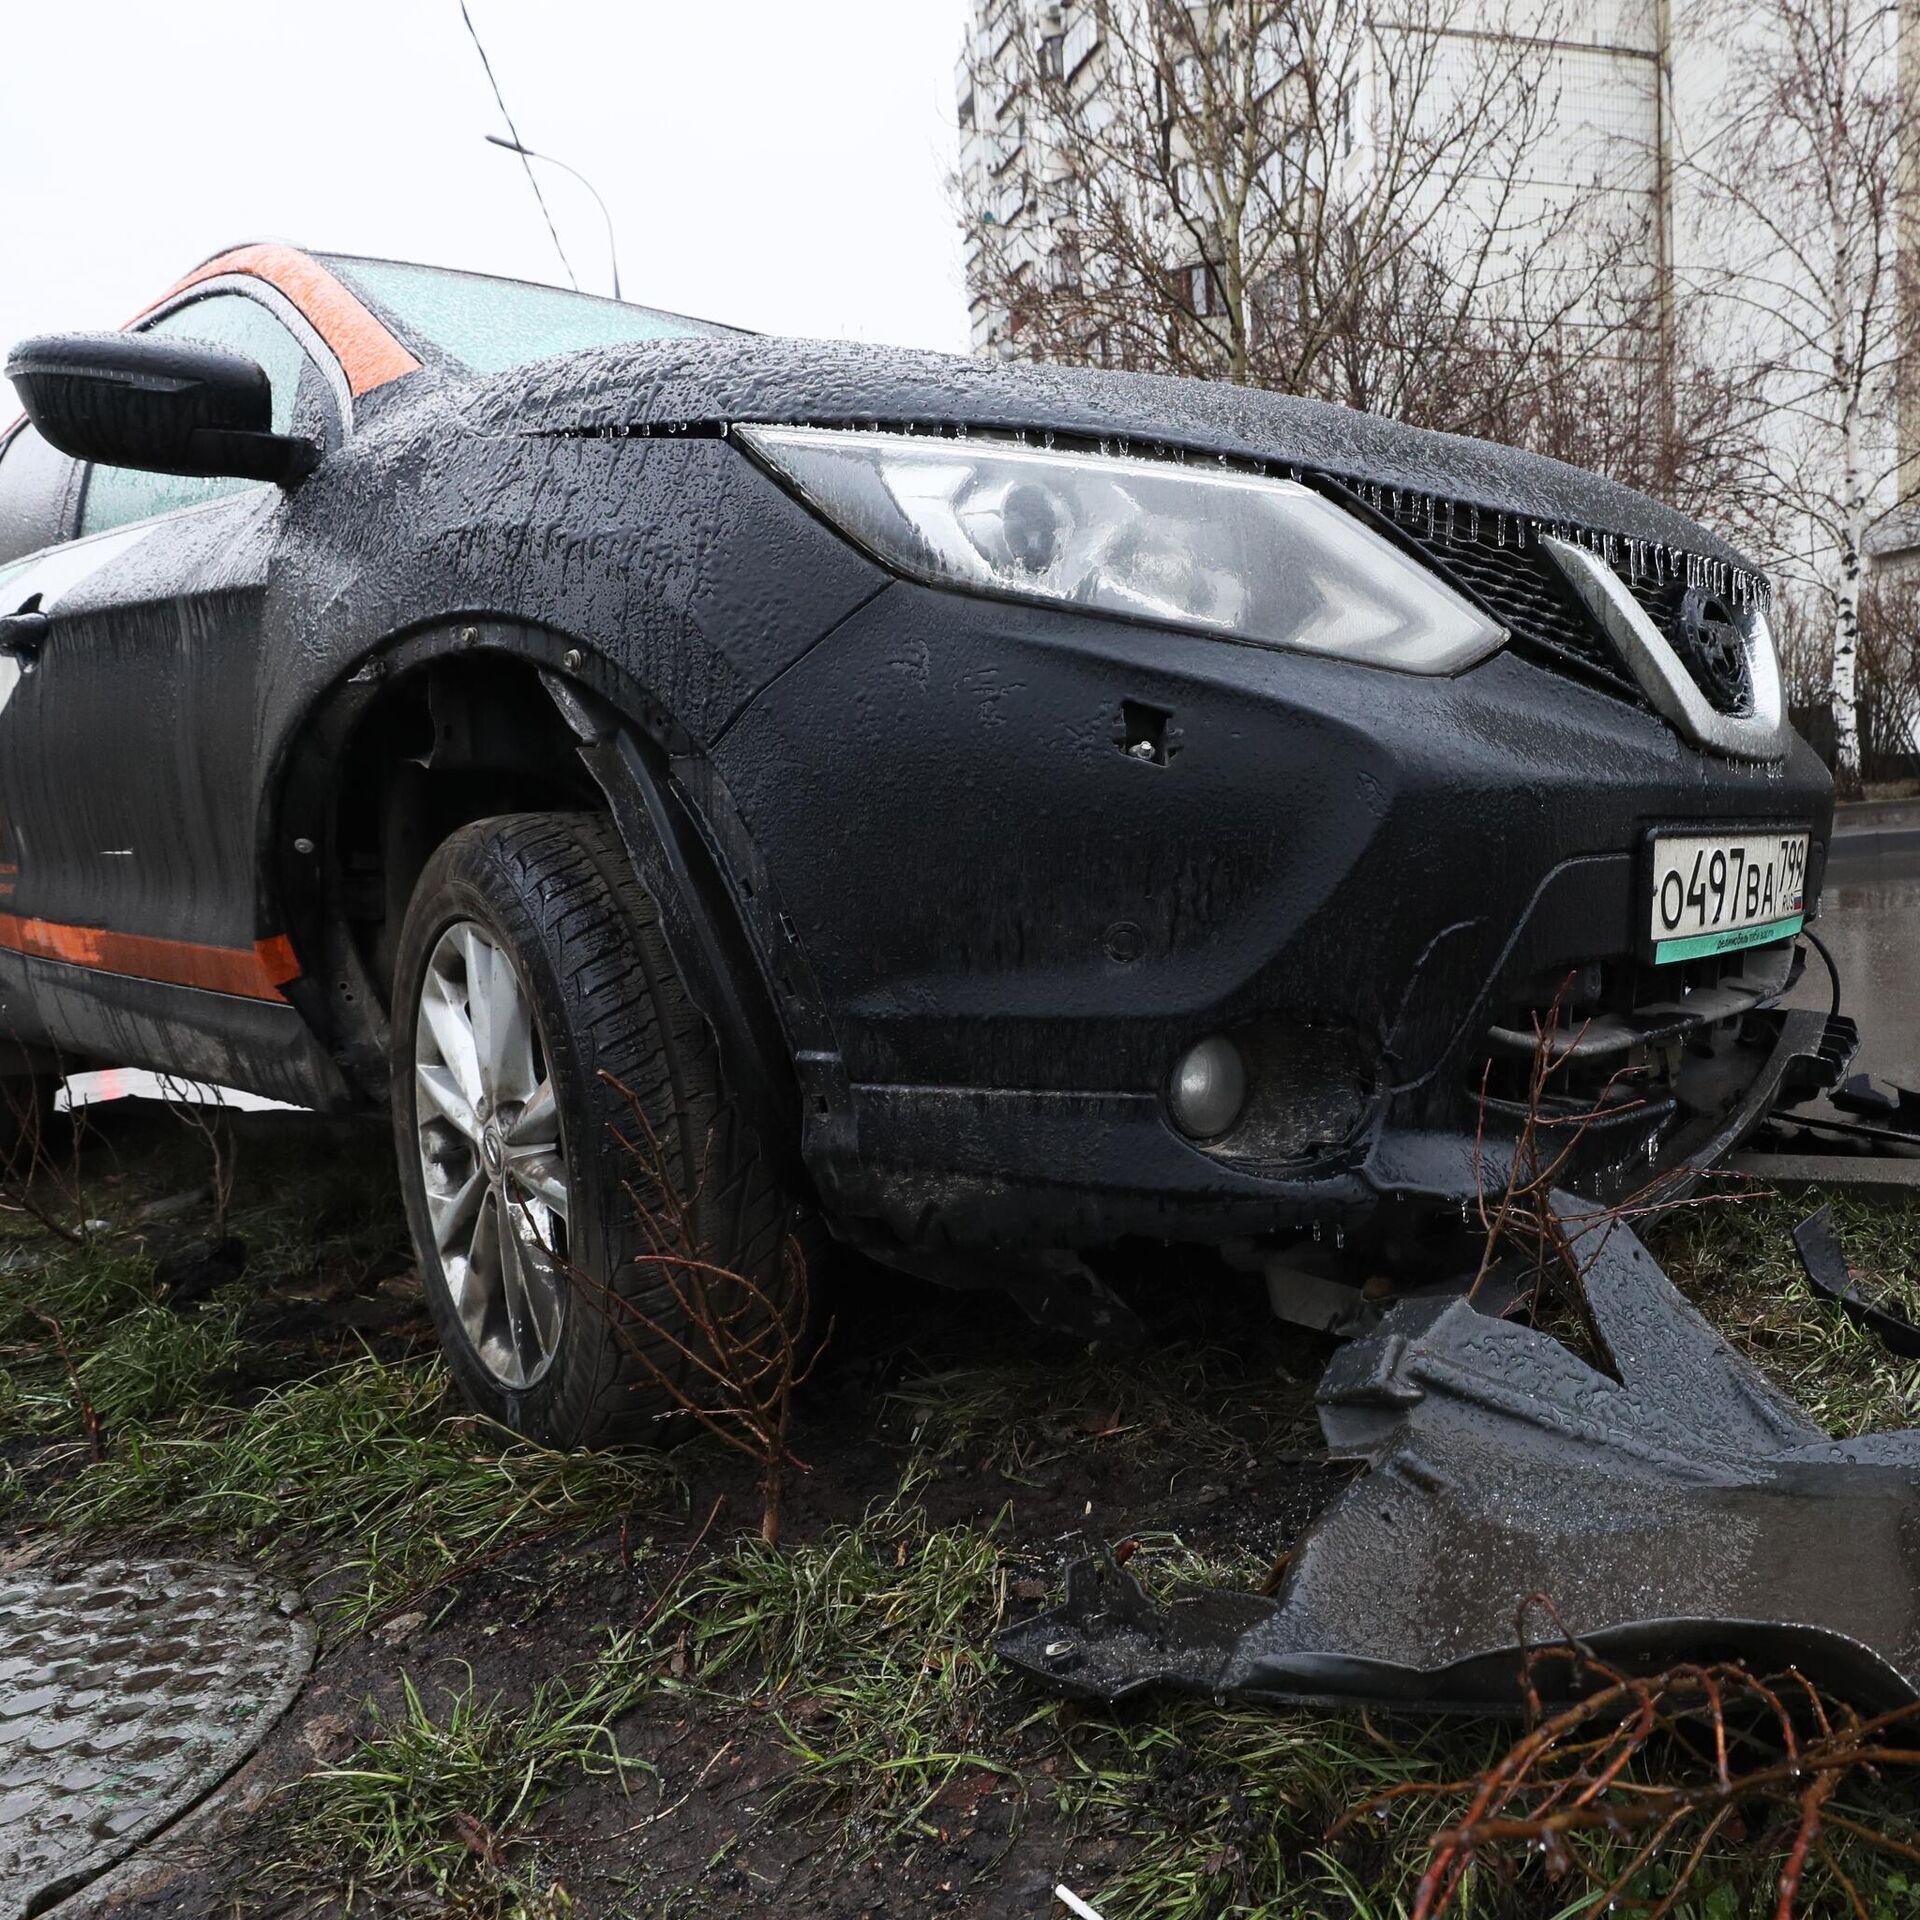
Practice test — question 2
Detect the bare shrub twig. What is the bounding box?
[1334,1595,1920,1919]
[1471,976,1759,1332]
[586,1072,827,1546]
[0,1070,88,1246]
[35,1312,102,1461]
[151,1076,238,1240]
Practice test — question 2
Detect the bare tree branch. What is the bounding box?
[1680,0,1920,793]
[960,0,1743,514]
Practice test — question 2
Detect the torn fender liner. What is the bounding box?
[1000,1201,1920,1713]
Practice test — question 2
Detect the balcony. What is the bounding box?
[1063,11,1100,77]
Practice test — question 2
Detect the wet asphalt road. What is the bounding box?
[1788,803,1920,1086]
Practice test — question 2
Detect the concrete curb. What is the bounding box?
[1826,824,1920,873]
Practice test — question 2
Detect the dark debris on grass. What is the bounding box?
[11,1105,1920,1916]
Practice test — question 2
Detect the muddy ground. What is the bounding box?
[7,1098,1920,1919]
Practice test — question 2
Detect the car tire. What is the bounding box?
[390,810,803,1449]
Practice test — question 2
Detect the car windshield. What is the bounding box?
[321,255,735,375]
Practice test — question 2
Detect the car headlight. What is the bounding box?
[736,425,1504,674]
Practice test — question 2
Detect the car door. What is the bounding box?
[0,286,350,1099]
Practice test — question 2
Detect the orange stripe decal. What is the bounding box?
[142,244,421,395]
[0,914,301,1002]
[254,933,302,987]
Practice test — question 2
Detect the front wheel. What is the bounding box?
[390,811,802,1448]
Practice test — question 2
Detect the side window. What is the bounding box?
[78,293,329,539]
[0,424,80,568]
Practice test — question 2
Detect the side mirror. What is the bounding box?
[4,332,319,486]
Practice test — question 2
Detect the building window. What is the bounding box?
[1181,262,1224,317]
[1063,11,1100,78]
[1039,32,1065,81]
[1251,268,1297,330]
[1258,128,1307,208]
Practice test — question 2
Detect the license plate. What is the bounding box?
[1648,829,1809,963]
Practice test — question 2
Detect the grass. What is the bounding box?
[0,1239,174,1427]
[0,1101,687,1914]
[654,1474,1884,1918]
[1117,1529,1278,1598]
[0,1105,672,1631]
[289,1636,654,1914]
[1013,1190,1920,1920]
[886,1337,1320,1481]
[648,1192,1920,1917]
[1056,1697,1920,1920]
[0,1103,408,1435]
[279,1479,1015,1908]
[0,1236,152,1345]
[221,1126,410,1298]
[1646,1185,1920,1434]
[0,1247,246,1435]
[68,1298,246,1426]
[664,1472,1019,1840]
[1060,1703,1499,1920]
[50,1352,671,1629]
[13,1100,1920,1916]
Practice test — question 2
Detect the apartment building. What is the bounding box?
[960,2,1920,645]
[955,0,1720,362]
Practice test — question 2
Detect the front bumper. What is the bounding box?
[1000,1196,1920,1713]
[709,579,1835,1254]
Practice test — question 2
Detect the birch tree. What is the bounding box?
[1681,0,1920,796]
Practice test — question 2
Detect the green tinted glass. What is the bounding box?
[79,293,315,538]
[328,257,728,374]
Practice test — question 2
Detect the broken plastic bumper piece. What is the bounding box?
[1001,1197,1920,1713]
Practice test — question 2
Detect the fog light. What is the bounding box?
[1170,1035,1246,1139]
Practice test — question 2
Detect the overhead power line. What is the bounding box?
[457,0,580,291]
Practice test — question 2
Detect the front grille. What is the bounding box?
[1625,575,1756,717]
[1364,493,1643,701]
[1325,477,1767,717]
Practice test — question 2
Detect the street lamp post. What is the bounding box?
[484,134,622,301]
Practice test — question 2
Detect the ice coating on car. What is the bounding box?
[456,331,1757,571]
[0,246,1841,1448]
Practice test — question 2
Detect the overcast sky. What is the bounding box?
[0,0,974,358]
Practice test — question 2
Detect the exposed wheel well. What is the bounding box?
[279,638,802,1156]
[328,655,603,1011]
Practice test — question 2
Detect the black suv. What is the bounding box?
[0,246,1833,1442]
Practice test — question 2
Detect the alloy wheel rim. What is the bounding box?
[413,920,570,1388]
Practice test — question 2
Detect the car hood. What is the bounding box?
[459,335,1752,572]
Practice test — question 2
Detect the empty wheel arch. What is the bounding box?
[268,630,813,1180]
